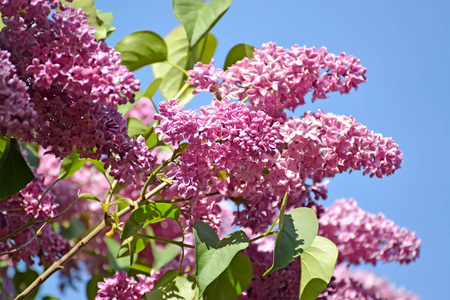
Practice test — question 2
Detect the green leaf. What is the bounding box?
[224,44,255,70]
[118,78,161,116]
[126,117,148,138]
[202,252,252,300]
[86,275,103,300]
[300,236,338,300]
[58,151,87,179]
[193,221,249,295]
[152,26,189,100]
[24,143,40,168]
[117,235,149,258]
[173,0,232,48]
[13,269,40,300]
[121,203,181,241]
[143,77,164,100]
[152,242,180,270]
[264,207,318,275]
[62,216,87,240]
[0,136,7,156]
[146,270,198,300]
[78,193,101,202]
[196,33,217,64]
[115,31,167,72]
[0,138,35,199]
[104,237,133,271]
[96,9,116,38]
[42,297,59,300]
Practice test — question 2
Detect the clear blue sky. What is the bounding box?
[40,0,450,299]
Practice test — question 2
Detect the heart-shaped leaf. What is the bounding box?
[264,207,318,275]
[115,31,167,72]
[126,117,148,138]
[300,236,338,300]
[202,252,252,300]
[173,0,232,48]
[0,138,35,199]
[121,203,181,241]
[58,151,87,179]
[224,43,255,70]
[193,221,249,295]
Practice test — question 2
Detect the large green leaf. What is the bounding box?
[115,31,167,72]
[86,275,103,300]
[121,203,181,241]
[58,151,87,179]
[196,33,217,64]
[264,207,319,275]
[96,9,116,38]
[202,252,252,300]
[193,221,249,295]
[224,44,255,70]
[0,138,35,199]
[146,270,198,300]
[152,26,189,100]
[173,0,232,48]
[13,269,40,300]
[300,236,338,300]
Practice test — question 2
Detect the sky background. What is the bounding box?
[39,0,450,299]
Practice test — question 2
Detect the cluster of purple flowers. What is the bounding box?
[188,42,367,119]
[319,199,421,265]
[0,0,153,184]
[96,271,156,300]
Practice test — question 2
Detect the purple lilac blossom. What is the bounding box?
[187,43,367,119]
[0,175,71,265]
[318,199,421,265]
[0,0,153,184]
[96,271,157,300]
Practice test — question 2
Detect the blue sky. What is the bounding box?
[39,0,450,299]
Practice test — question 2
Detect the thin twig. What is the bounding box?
[0,223,46,256]
[15,181,169,300]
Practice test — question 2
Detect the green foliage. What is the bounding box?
[126,117,148,138]
[0,138,35,199]
[96,9,116,38]
[264,207,319,275]
[115,31,167,72]
[13,269,40,299]
[58,151,88,179]
[299,236,338,300]
[196,33,217,64]
[104,237,134,271]
[62,216,87,240]
[224,44,255,70]
[86,274,103,300]
[192,221,249,296]
[121,203,182,241]
[152,26,190,100]
[24,143,40,168]
[202,252,253,300]
[117,235,149,266]
[146,270,198,300]
[173,0,232,48]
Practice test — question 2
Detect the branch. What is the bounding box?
[0,223,47,256]
[15,181,169,300]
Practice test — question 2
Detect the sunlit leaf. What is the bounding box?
[146,270,198,300]
[115,31,167,72]
[58,151,87,179]
[173,0,232,48]
[264,207,318,275]
[193,221,249,295]
[300,236,338,300]
[202,252,252,300]
[224,43,255,70]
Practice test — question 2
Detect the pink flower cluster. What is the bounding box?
[96,271,157,300]
[0,175,70,265]
[0,51,37,140]
[188,43,366,119]
[0,0,153,184]
[319,199,421,265]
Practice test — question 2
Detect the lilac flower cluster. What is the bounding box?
[0,51,37,140]
[0,175,70,265]
[0,0,153,184]
[96,271,157,300]
[318,199,421,265]
[188,43,367,119]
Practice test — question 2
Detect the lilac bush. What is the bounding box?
[0,0,421,299]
